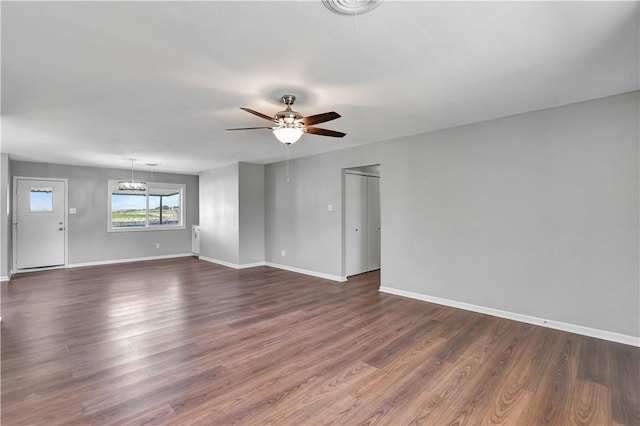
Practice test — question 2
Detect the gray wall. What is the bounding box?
[265,146,383,275]
[0,153,11,278]
[199,163,240,264]
[199,162,265,266]
[265,91,639,338]
[239,162,265,264]
[10,161,199,265]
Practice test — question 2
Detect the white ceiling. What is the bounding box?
[2,1,638,175]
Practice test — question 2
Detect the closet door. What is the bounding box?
[345,173,367,276]
[366,176,381,271]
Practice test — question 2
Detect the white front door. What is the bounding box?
[16,178,66,269]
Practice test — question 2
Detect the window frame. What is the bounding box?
[107,180,186,232]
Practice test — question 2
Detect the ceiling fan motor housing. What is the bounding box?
[275,95,303,126]
[281,94,296,106]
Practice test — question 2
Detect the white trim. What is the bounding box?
[344,170,380,178]
[0,276,10,282]
[199,256,266,270]
[12,265,65,274]
[198,257,347,282]
[265,262,347,282]
[10,253,194,275]
[379,286,640,348]
[239,261,267,269]
[65,253,194,269]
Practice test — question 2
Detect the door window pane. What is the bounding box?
[30,187,53,213]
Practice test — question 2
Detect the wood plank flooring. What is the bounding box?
[1,257,638,425]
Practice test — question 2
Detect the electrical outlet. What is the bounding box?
[327,204,333,211]
[156,243,160,249]
[281,250,286,257]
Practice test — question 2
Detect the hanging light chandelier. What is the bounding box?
[118,159,147,191]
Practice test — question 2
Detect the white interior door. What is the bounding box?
[16,179,66,269]
[366,176,381,271]
[345,173,367,276]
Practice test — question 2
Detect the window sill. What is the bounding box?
[108,225,186,233]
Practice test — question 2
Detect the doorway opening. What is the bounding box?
[343,164,381,283]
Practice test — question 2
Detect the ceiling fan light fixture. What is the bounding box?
[227,94,345,143]
[273,127,304,145]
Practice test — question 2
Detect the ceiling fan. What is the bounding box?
[226,95,346,145]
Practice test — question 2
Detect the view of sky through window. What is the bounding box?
[30,188,53,212]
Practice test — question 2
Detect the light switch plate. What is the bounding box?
[328,204,333,211]
[69,208,77,214]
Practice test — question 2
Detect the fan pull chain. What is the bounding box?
[355,0,358,31]
[285,144,290,183]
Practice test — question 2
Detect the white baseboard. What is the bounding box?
[9,254,346,284]
[198,257,346,282]
[9,253,195,276]
[65,253,195,269]
[265,262,347,282]
[0,275,10,282]
[198,256,266,270]
[379,286,640,348]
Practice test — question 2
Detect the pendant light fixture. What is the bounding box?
[118,159,147,191]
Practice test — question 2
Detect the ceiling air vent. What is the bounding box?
[322,0,383,16]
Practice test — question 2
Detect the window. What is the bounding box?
[30,187,53,213]
[108,180,185,232]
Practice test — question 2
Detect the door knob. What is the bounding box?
[59,227,64,231]
[59,221,64,225]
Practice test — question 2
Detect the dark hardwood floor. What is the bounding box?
[1,257,638,425]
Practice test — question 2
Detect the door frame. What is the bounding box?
[341,165,381,279]
[12,176,69,273]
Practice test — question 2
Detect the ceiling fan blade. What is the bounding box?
[305,127,346,138]
[301,112,341,126]
[225,126,274,131]
[240,107,275,122]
